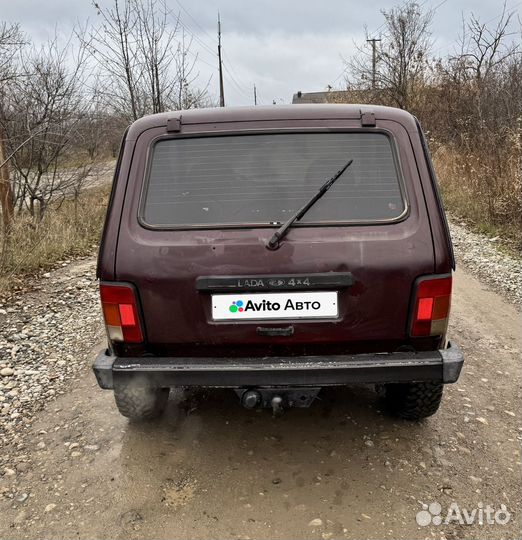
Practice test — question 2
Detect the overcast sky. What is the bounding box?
[0,0,518,106]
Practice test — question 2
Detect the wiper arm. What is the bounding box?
[266,159,353,250]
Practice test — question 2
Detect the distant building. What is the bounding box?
[292,90,351,104]
[292,89,383,105]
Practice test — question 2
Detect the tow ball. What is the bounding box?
[236,388,321,415]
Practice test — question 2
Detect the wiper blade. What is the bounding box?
[266,158,353,250]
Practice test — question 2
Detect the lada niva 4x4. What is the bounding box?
[93,104,464,421]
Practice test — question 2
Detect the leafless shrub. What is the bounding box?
[84,0,208,122]
[0,36,101,222]
[340,2,521,244]
[345,1,433,110]
[0,23,26,232]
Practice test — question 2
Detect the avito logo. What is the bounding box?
[229,298,321,314]
[229,300,245,313]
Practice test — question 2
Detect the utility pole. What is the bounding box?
[217,13,225,107]
[253,84,257,106]
[366,38,381,89]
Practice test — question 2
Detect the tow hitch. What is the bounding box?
[236,387,321,414]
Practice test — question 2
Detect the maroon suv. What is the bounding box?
[93,104,464,421]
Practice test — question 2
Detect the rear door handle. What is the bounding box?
[256,326,294,337]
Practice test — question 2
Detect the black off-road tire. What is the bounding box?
[113,380,169,420]
[383,381,443,420]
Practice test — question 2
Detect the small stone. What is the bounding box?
[70,451,81,458]
[322,533,333,540]
[504,410,516,417]
[37,442,46,450]
[3,468,16,476]
[45,503,56,512]
[0,368,14,377]
[364,439,374,447]
[16,493,28,503]
[84,444,100,452]
[308,518,323,527]
[69,442,80,450]
[476,417,488,425]
[272,478,282,485]
[469,475,482,484]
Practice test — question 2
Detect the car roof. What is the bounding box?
[126,104,418,139]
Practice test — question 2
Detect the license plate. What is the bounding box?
[211,291,338,321]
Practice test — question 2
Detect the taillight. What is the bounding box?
[410,275,452,337]
[100,283,143,343]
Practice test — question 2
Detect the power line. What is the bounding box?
[223,62,253,101]
[222,51,251,93]
[174,0,218,45]
[184,48,217,70]
[176,17,216,57]
[173,5,255,105]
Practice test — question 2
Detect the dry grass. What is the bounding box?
[0,186,110,294]
[432,137,521,251]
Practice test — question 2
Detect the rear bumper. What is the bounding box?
[93,342,464,390]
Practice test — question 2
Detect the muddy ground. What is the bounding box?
[0,264,520,540]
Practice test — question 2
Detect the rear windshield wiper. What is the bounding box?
[266,159,354,250]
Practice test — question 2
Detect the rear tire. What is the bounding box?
[113,380,169,420]
[383,381,443,420]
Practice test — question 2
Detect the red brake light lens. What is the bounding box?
[411,275,452,337]
[100,284,143,343]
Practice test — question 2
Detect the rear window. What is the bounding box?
[141,132,406,228]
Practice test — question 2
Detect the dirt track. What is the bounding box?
[0,265,520,540]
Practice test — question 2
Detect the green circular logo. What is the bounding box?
[229,304,238,313]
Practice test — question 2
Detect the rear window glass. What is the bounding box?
[141,132,406,227]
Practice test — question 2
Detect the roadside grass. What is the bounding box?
[0,186,110,296]
[433,142,521,255]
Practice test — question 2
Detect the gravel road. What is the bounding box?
[0,223,520,540]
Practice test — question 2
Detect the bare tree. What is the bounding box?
[173,30,211,110]
[85,0,207,121]
[345,1,433,110]
[0,23,25,232]
[0,36,98,221]
[339,2,520,239]
[461,5,519,82]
